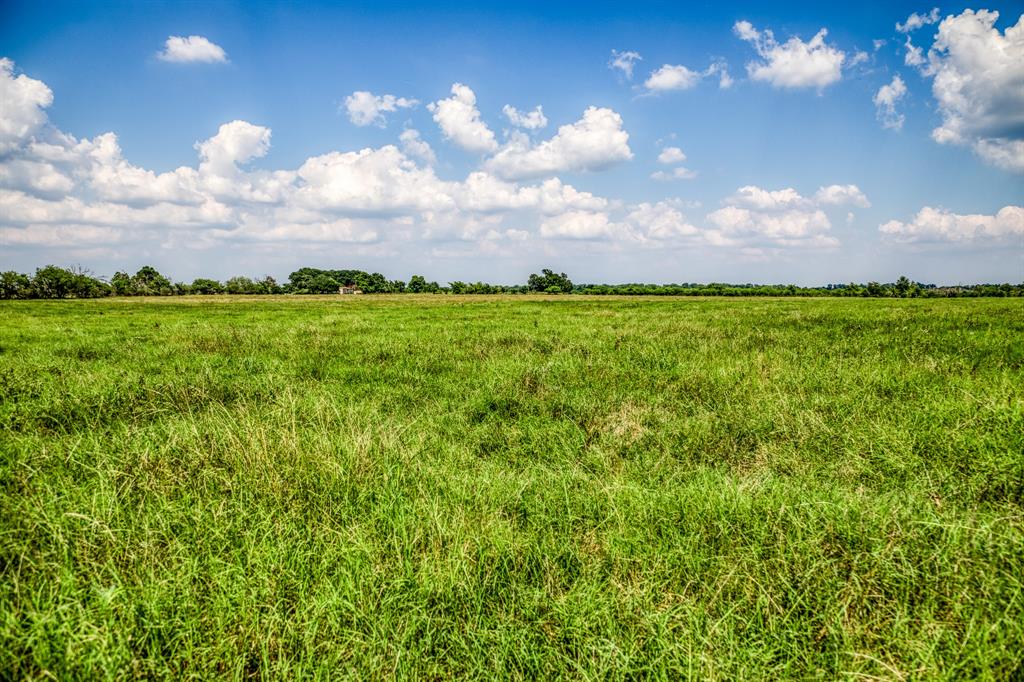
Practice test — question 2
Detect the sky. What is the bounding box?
[1,0,1022,285]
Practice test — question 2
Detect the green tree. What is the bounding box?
[225,276,257,294]
[111,271,134,296]
[895,276,911,298]
[527,268,573,293]
[408,275,427,293]
[0,271,32,299]
[190,278,224,295]
[132,266,173,295]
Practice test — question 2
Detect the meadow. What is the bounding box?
[1,295,1022,679]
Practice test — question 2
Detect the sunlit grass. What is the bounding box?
[2,295,1022,679]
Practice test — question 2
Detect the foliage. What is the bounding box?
[1,297,1021,678]
[0,271,32,299]
[1,265,1021,299]
[190,278,225,295]
[28,265,110,299]
[527,268,573,293]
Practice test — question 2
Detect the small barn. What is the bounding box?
[338,285,363,295]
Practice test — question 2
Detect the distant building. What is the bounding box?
[338,285,363,295]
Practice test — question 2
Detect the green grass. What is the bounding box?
[1,295,1022,679]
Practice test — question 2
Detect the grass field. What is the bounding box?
[1,295,1022,679]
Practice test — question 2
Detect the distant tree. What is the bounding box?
[309,273,339,293]
[0,271,32,299]
[865,281,886,297]
[30,266,109,298]
[225,276,258,294]
[257,275,280,294]
[408,275,427,293]
[132,266,173,295]
[190,278,224,294]
[111,271,134,296]
[895,276,911,297]
[449,281,468,294]
[527,268,573,293]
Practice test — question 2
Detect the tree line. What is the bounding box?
[0,266,1020,299]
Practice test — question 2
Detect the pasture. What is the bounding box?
[1,296,1022,679]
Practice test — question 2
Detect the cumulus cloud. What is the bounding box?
[0,58,53,154]
[540,210,625,240]
[880,205,1024,242]
[643,60,733,92]
[814,184,871,207]
[705,60,734,89]
[399,129,435,165]
[849,50,870,67]
[650,167,697,181]
[428,83,498,153]
[626,201,699,240]
[608,50,642,79]
[873,75,907,130]
[896,8,941,33]
[0,58,901,263]
[657,146,686,164]
[706,204,837,248]
[734,20,846,89]
[644,64,703,92]
[156,36,228,64]
[0,59,641,252]
[344,91,418,127]
[484,106,633,180]
[502,104,548,130]
[702,184,870,248]
[904,37,926,67]
[917,10,1024,172]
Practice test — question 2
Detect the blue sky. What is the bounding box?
[1,0,1021,284]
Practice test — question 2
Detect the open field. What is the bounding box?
[1,295,1022,679]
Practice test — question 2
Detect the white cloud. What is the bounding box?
[727,185,809,210]
[904,37,926,67]
[896,8,941,33]
[650,167,697,181]
[156,36,228,64]
[657,146,686,164]
[814,184,871,207]
[625,202,698,239]
[196,120,272,180]
[873,75,907,130]
[643,59,734,92]
[502,104,548,130]
[644,64,702,91]
[705,60,734,89]
[880,205,1024,242]
[706,205,837,248]
[608,50,642,79]
[919,10,1024,173]
[734,20,846,89]
[344,91,418,127]
[428,83,498,153]
[849,50,870,67]
[1,59,639,252]
[484,106,633,180]
[399,129,436,165]
[703,183,869,248]
[873,39,888,51]
[0,58,53,154]
[539,210,624,240]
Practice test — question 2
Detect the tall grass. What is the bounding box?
[2,296,1022,679]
